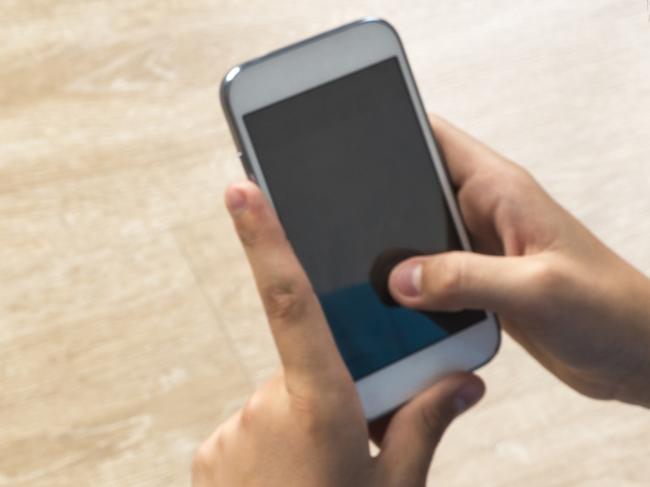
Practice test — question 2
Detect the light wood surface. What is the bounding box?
[1,1,649,486]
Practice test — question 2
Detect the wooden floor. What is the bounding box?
[1,1,649,485]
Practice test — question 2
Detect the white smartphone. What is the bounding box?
[220,18,500,420]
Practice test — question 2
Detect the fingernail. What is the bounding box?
[453,381,484,414]
[226,187,247,214]
[392,261,422,297]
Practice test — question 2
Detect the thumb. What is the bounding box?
[389,251,534,313]
[378,372,485,485]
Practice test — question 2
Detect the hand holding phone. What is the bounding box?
[199,19,650,486]
[196,111,650,487]
[191,178,485,487]
[221,18,500,419]
[393,115,650,408]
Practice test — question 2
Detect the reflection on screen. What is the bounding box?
[244,57,485,380]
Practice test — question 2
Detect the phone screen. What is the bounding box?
[243,57,485,380]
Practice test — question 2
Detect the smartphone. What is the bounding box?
[220,18,500,420]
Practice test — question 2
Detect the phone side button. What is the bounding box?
[238,152,257,183]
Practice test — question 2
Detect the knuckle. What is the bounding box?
[287,382,336,428]
[286,381,320,414]
[239,391,264,429]
[262,276,310,321]
[527,257,563,294]
[508,166,541,198]
[192,440,215,475]
[420,404,453,442]
[282,374,355,438]
[490,162,533,197]
[508,162,532,181]
[421,254,464,308]
[236,222,259,248]
[499,158,533,183]
[290,394,331,435]
[214,424,230,455]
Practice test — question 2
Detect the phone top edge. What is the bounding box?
[219,17,401,111]
[219,17,400,179]
[220,17,397,89]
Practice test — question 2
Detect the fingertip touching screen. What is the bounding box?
[243,57,485,380]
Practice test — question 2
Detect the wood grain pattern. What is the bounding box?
[1,1,649,485]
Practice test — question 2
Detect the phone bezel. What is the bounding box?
[221,17,500,420]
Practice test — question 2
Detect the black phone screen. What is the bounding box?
[243,57,485,380]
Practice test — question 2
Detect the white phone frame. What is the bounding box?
[221,17,500,420]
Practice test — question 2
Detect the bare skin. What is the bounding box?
[192,177,485,487]
[193,115,650,486]
[390,115,650,407]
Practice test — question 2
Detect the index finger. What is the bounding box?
[224,180,349,390]
[428,113,508,188]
